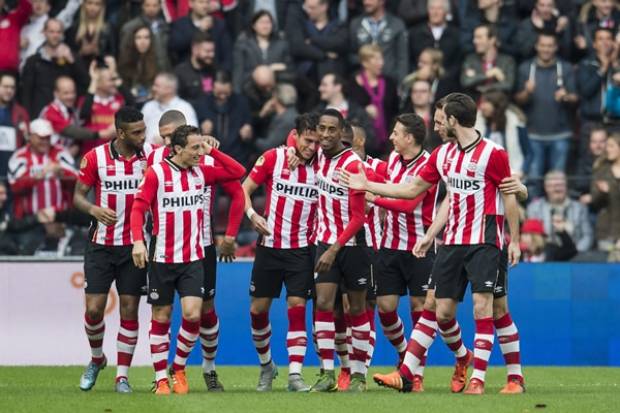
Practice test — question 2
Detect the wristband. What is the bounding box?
[246,207,257,220]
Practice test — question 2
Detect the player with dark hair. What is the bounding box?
[242,112,320,392]
[342,93,522,395]
[130,125,245,395]
[74,106,155,393]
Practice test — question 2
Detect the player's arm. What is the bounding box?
[315,162,366,273]
[218,179,244,262]
[413,196,449,257]
[371,194,426,213]
[130,169,158,269]
[503,192,521,266]
[242,151,275,236]
[499,174,528,202]
[73,152,116,226]
[201,145,246,184]
[341,163,434,199]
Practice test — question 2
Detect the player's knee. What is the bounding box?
[435,311,453,325]
[202,298,215,313]
[473,302,493,319]
[493,301,508,319]
[315,297,333,312]
[119,299,139,319]
[182,311,201,323]
[85,308,104,321]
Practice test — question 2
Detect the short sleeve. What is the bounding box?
[78,150,98,186]
[486,148,511,187]
[418,148,441,185]
[249,149,277,185]
[136,167,159,204]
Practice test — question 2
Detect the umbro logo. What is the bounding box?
[358,278,367,286]
[484,281,495,288]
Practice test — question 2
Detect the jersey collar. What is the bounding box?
[400,147,424,168]
[109,139,144,161]
[457,130,483,153]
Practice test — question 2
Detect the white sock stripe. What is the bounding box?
[381,319,402,331]
[499,342,520,353]
[176,341,195,353]
[200,337,218,347]
[91,349,103,357]
[439,324,458,335]
[87,332,105,340]
[151,353,168,363]
[286,331,307,339]
[411,329,434,348]
[287,346,307,356]
[251,325,272,336]
[352,322,370,331]
[289,361,303,375]
[470,370,486,382]
[441,335,461,344]
[200,323,220,336]
[418,318,438,330]
[496,324,518,336]
[85,319,105,330]
[253,338,271,348]
[117,342,136,353]
[474,349,492,361]
[506,364,523,376]
[119,327,139,337]
[315,321,335,331]
[475,333,495,343]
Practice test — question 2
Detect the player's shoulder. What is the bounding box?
[256,148,279,166]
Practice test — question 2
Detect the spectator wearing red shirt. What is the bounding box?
[0,0,32,72]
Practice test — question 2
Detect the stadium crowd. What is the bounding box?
[0,0,619,262]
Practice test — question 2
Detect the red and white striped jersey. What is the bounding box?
[364,155,385,250]
[148,145,217,246]
[315,148,365,246]
[79,141,156,246]
[249,146,319,249]
[382,150,438,251]
[8,144,77,219]
[419,137,511,248]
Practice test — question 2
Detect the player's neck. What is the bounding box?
[324,143,345,158]
[112,139,137,159]
[456,127,479,149]
[401,145,422,161]
[170,154,191,169]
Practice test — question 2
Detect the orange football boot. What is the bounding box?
[500,380,525,394]
[153,379,171,395]
[373,371,406,391]
[451,349,474,393]
[337,369,351,391]
[463,378,485,395]
[411,376,424,393]
[171,369,189,394]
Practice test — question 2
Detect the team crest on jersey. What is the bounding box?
[332,168,341,183]
[466,161,478,173]
[255,156,265,167]
[281,168,290,178]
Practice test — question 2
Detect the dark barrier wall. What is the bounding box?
[169,263,620,366]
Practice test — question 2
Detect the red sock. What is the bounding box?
[411,311,426,377]
[494,313,523,384]
[315,310,335,371]
[471,317,495,383]
[172,318,200,372]
[84,314,105,365]
[116,319,138,380]
[287,305,307,375]
[200,310,219,373]
[366,307,376,367]
[251,312,272,365]
[149,319,170,382]
[438,318,468,362]
[349,312,370,376]
[334,313,350,373]
[399,313,436,381]
[379,310,406,356]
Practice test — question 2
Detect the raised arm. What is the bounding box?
[202,147,246,184]
[341,163,433,199]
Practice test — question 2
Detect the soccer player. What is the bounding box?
[73,107,155,393]
[311,109,371,393]
[242,112,320,392]
[148,110,243,391]
[130,125,245,395]
[342,93,522,395]
[364,113,439,392]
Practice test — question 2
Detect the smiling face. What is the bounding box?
[389,122,412,154]
[606,137,620,162]
[174,133,205,167]
[296,129,320,160]
[317,115,342,154]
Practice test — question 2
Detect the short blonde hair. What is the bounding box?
[358,44,383,63]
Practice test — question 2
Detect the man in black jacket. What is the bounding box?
[174,32,218,105]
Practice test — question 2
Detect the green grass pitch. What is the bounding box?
[1,366,618,413]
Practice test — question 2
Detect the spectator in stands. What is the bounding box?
[232,10,292,93]
[461,0,518,56]
[401,47,458,106]
[285,0,348,110]
[0,0,32,73]
[396,0,459,28]
[475,90,529,177]
[20,18,89,119]
[575,126,609,203]
[575,0,620,56]
[168,0,232,69]
[141,72,198,143]
[78,62,126,155]
[408,0,461,82]
[195,70,254,166]
[515,33,578,195]
[118,25,160,106]
[174,32,217,104]
[120,0,170,72]
[0,72,29,180]
[349,0,409,83]
[461,23,516,99]
[590,132,620,252]
[515,0,572,60]
[527,170,593,253]
[65,0,116,68]
[315,71,375,153]
[7,119,77,254]
[400,79,440,148]
[19,0,81,70]
[254,83,298,151]
[577,28,615,137]
[238,0,290,31]
[243,65,276,139]
[520,218,578,262]
[41,76,111,157]
[348,44,399,155]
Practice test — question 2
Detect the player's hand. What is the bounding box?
[36,207,56,224]
[201,139,213,155]
[499,174,524,195]
[132,241,148,269]
[315,247,337,273]
[412,235,433,258]
[204,135,220,149]
[507,240,521,267]
[90,206,117,226]
[218,236,236,263]
[365,191,376,203]
[286,146,301,171]
[340,163,369,191]
[250,213,271,236]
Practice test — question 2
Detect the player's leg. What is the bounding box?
[333,292,351,390]
[199,245,224,391]
[493,260,525,394]
[79,243,114,391]
[365,299,376,369]
[285,294,310,392]
[168,261,204,394]
[376,250,407,364]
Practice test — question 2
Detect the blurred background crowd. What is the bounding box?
[1,0,620,262]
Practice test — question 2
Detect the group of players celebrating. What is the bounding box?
[75,92,526,396]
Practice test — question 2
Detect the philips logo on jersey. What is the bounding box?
[162,193,204,208]
[103,178,141,192]
[317,175,346,197]
[448,176,481,192]
[274,181,318,200]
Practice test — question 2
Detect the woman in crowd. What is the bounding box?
[65,0,116,67]
[591,133,620,257]
[520,218,577,262]
[232,10,292,93]
[474,90,531,177]
[348,44,399,155]
[118,25,159,107]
